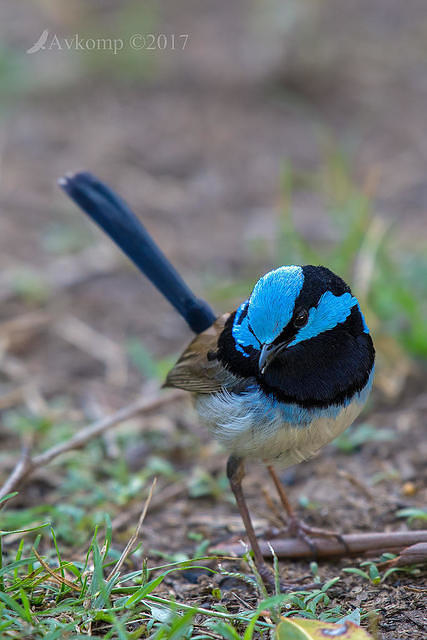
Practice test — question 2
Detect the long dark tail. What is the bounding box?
[58,171,216,334]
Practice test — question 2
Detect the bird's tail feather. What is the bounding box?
[59,171,216,334]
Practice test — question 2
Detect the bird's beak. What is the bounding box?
[259,342,287,375]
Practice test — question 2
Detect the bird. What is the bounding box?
[26,29,49,54]
[59,171,375,588]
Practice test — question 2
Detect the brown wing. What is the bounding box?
[164,313,232,393]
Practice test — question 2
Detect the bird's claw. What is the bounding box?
[287,517,350,556]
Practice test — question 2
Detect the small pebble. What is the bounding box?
[402,481,416,496]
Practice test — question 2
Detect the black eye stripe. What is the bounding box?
[235,300,249,326]
[247,322,261,346]
[272,307,309,346]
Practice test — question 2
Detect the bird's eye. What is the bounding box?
[293,308,308,328]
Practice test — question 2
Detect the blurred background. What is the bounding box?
[0,0,426,631]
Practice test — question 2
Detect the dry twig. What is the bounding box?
[0,390,185,502]
[337,469,376,502]
[54,315,128,387]
[0,311,49,352]
[32,548,81,592]
[380,542,427,568]
[216,530,427,560]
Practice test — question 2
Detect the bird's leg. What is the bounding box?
[266,465,349,555]
[227,457,266,569]
[227,457,320,592]
[227,455,277,588]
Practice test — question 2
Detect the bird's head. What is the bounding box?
[217,265,374,407]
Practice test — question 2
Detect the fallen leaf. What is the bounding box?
[275,617,374,639]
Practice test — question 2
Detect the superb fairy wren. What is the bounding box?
[59,172,375,587]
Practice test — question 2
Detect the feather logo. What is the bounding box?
[27,30,49,54]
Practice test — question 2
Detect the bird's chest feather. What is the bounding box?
[195,372,373,465]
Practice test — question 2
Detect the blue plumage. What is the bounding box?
[287,290,364,347]
[248,266,304,343]
[232,301,257,356]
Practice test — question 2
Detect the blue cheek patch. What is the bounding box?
[232,300,260,357]
[288,291,359,347]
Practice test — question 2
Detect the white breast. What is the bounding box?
[195,380,372,466]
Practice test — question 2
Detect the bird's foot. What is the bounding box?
[255,561,319,593]
[287,516,349,556]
